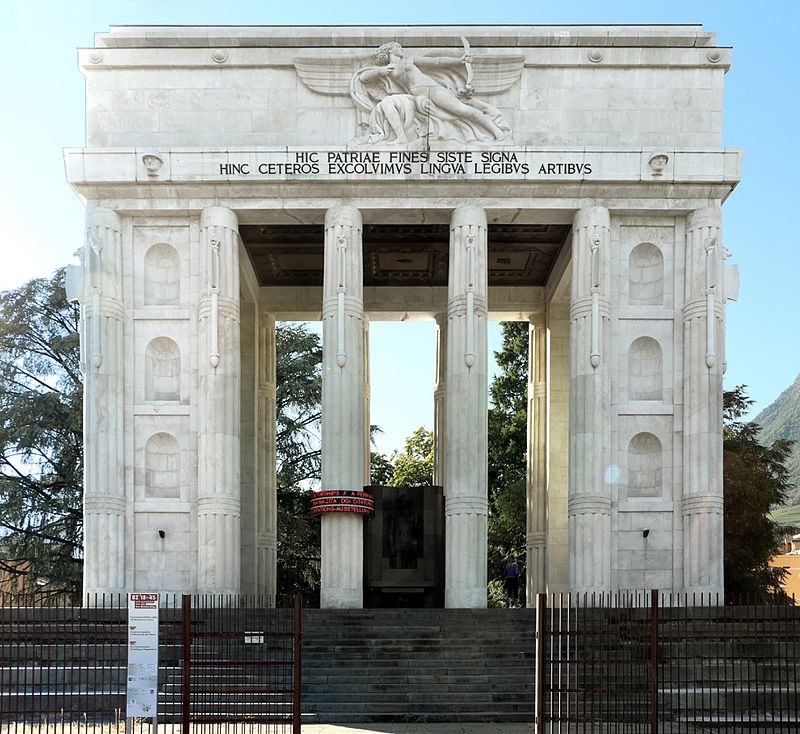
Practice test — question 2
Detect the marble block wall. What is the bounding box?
[81,26,728,150]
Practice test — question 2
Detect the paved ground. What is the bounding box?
[299,725,746,733]
[301,726,534,733]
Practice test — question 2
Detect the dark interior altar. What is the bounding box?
[363,485,445,608]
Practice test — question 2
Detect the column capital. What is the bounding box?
[573,205,610,231]
[450,205,487,229]
[527,308,546,327]
[85,205,122,231]
[325,205,362,230]
[686,205,722,232]
[201,206,239,231]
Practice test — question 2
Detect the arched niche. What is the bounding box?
[145,432,180,498]
[145,337,180,401]
[628,432,662,499]
[144,243,180,305]
[629,242,664,306]
[629,336,662,401]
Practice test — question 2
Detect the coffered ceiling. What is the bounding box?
[240,224,569,288]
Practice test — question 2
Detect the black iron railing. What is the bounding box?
[0,593,301,734]
[535,591,800,733]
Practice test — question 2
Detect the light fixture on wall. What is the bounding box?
[158,530,165,539]
[642,529,650,538]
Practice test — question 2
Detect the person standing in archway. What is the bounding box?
[503,556,520,608]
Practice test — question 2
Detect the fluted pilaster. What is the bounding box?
[321,206,365,608]
[81,206,126,598]
[568,206,612,594]
[256,310,277,599]
[444,206,488,608]
[197,207,241,595]
[526,313,548,603]
[682,206,724,595]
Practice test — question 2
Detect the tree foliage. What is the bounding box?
[723,385,794,600]
[487,322,528,606]
[387,427,433,487]
[370,450,395,486]
[0,270,83,598]
[274,324,323,602]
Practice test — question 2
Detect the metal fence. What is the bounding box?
[0,593,301,734]
[535,591,800,733]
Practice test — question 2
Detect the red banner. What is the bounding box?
[310,489,375,517]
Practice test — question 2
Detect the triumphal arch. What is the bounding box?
[65,25,740,607]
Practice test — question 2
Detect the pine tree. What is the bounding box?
[723,386,794,600]
[0,270,82,599]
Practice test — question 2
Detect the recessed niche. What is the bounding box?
[145,432,180,499]
[628,432,663,499]
[145,337,180,401]
[629,336,662,401]
[629,242,664,306]
[144,243,180,305]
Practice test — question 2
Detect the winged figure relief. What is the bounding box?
[294,39,524,145]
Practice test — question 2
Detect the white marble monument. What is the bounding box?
[65,25,740,606]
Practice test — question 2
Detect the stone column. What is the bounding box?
[197,207,241,595]
[444,206,488,608]
[321,206,365,608]
[682,207,725,595]
[526,312,548,603]
[433,312,447,488]
[256,310,277,599]
[568,206,612,594]
[81,206,126,598]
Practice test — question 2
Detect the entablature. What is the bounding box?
[65,146,742,212]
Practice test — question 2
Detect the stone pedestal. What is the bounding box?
[197,207,241,595]
[81,206,126,597]
[568,206,612,594]
[256,310,277,598]
[682,207,725,595]
[320,206,365,608]
[526,313,548,603]
[444,206,488,609]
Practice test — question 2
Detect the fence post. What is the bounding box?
[535,592,546,734]
[181,594,191,734]
[293,594,303,734]
[650,589,659,734]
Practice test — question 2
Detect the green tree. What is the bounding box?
[388,427,433,487]
[370,451,395,486]
[487,321,528,606]
[0,270,83,598]
[274,324,323,601]
[724,386,794,601]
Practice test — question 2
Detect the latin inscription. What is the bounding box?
[216,149,593,180]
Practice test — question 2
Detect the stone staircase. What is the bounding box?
[657,613,800,729]
[301,607,536,723]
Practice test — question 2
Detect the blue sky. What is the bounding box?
[3,0,798,455]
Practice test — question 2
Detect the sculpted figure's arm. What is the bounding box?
[414,53,471,70]
[358,66,393,84]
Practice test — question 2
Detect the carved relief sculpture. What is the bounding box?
[295,38,523,145]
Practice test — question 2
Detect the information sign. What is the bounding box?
[126,593,160,718]
[310,489,375,516]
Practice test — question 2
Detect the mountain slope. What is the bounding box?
[754,373,800,510]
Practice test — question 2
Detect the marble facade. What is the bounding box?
[65,25,740,606]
